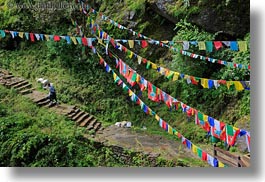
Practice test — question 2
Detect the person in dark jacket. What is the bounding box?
[47,83,58,106]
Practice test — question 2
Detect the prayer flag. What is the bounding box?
[214,41,223,50]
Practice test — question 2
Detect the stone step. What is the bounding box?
[93,122,101,131]
[79,115,94,127]
[16,83,32,91]
[98,127,105,131]
[3,75,14,79]
[37,99,50,107]
[86,118,97,130]
[35,97,48,104]
[72,110,85,121]
[78,115,94,125]
[68,108,80,118]
[12,80,28,89]
[66,106,77,115]
[6,79,25,87]
[0,69,11,75]
[19,88,35,95]
[76,113,89,125]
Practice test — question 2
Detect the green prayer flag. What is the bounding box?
[146,61,151,69]
[166,71,174,80]
[114,77,120,83]
[131,73,137,82]
[197,148,202,158]
[226,125,234,136]
[76,37,82,44]
[0,30,5,38]
[198,112,204,121]
[205,41,213,52]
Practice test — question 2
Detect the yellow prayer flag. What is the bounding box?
[113,73,117,81]
[129,51,133,58]
[238,41,247,52]
[155,114,160,121]
[203,114,208,122]
[161,40,169,44]
[136,74,141,83]
[128,90,133,96]
[44,34,50,41]
[233,81,244,91]
[201,78,208,88]
[192,144,197,154]
[128,40,134,48]
[233,126,239,131]
[168,125,173,135]
[137,56,142,65]
[70,36,77,45]
[198,41,206,50]
[18,32,24,38]
[226,81,233,90]
[219,161,225,167]
[151,63,158,70]
[173,72,180,81]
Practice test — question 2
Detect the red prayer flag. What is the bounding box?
[54,35,60,42]
[177,132,182,138]
[141,40,148,48]
[147,82,159,102]
[214,41,223,50]
[82,37,88,46]
[191,76,199,85]
[202,151,208,161]
[30,33,35,42]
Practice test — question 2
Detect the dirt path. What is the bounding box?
[0,68,207,166]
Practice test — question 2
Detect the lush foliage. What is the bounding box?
[0,86,183,167]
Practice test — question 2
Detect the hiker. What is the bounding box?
[46,83,58,106]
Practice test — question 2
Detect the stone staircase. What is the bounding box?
[66,106,104,133]
[0,68,104,134]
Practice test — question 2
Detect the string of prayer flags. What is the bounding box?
[179,50,250,70]
[96,52,221,167]
[117,44,250,90]
[104,49,249,148]
[115,39,248,52]
[109,41,250,91]
[0,29,98,48]
[81,17,251,70]
[83,2,249,53]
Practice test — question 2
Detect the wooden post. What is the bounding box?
[214,144,217,157]
[237,156,241,167]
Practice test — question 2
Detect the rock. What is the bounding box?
[147,0,249,38]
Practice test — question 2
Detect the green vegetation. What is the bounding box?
[0,86,181,167]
